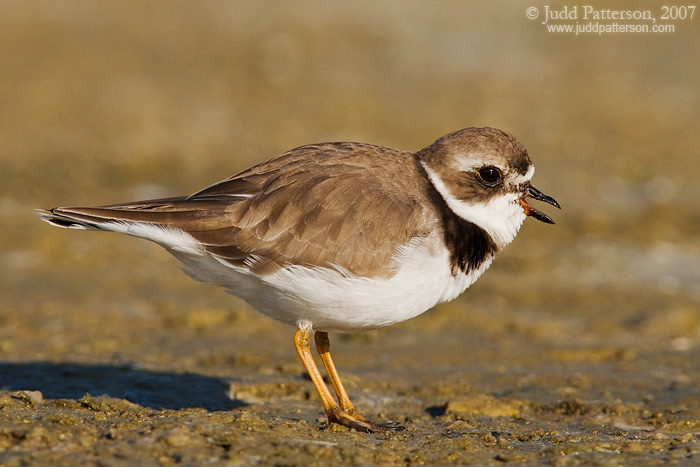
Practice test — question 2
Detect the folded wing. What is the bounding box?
[39,143,435,279]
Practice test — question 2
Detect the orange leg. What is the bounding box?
[293,326,404,433]
[314,331,356,413]
[293,327,339,418]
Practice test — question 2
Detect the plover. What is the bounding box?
[39,127,559,432]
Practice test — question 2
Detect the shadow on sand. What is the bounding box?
[0,361,247,411]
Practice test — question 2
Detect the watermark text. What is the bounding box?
[526,5,695,35]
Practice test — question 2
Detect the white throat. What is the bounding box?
[421,164,527,248]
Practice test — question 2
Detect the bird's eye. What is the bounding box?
[476,167,502,185]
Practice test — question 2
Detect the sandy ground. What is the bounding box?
[1,1,700,465]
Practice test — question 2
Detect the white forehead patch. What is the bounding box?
[513,165,535,185]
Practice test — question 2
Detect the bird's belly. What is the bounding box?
[171,237,493,332]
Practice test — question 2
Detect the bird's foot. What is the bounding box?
[326,407,405,433]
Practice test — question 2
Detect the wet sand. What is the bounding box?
[2,2,699,465]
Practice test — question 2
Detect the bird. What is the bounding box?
[38,127,559,433]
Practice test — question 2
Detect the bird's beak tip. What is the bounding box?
[519,185,559,224]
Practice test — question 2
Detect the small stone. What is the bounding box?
[13,390,43,406]
[445,394,521,418]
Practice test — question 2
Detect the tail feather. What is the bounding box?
[37,208,111,230]
[37,196,230,230]
[37,203,212,256]
[36,197,237,254]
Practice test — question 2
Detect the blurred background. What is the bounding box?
[1,0,699,411]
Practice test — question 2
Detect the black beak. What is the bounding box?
[518,184,560,224]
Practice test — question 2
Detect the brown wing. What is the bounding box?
[46,143,437,279]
